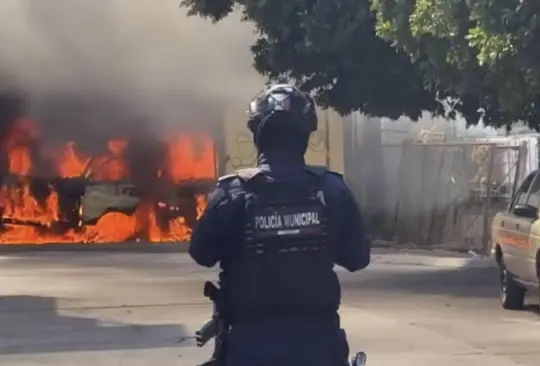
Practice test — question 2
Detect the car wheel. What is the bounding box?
[500,259,526,310]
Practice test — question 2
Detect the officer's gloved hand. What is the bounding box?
[350,352,367,366]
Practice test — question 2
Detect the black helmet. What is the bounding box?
[247,84,318,137]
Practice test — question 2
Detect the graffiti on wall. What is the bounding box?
[227,132,257,170]
[227,128,328,170]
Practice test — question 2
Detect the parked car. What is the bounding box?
[491,169,540,309]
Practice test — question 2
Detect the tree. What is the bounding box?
[372,0,540,129]
[180,0,444,120]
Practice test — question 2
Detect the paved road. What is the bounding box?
[0,252,538,365]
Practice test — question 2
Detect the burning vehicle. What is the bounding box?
[0,92,218,245]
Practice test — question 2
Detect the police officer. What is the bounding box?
[189,84,371,366]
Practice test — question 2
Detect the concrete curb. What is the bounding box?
[371,253,494,269]
[0,242,190,253]
[0,244,493,270]
[0,244,476,255]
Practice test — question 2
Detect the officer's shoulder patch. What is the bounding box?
[236,167,262,181]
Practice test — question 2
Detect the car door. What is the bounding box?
[521,173,540,283]
[500,171,537,281]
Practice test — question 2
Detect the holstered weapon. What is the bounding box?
[195,281,228,366]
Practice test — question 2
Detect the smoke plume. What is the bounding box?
[0,0,262,144]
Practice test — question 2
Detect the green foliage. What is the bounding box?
[372,0,540,129]
[181,0,443,120]
[181,0,235,22]
[182,0,540,129]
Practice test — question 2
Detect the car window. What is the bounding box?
[511,172,537,210]
[526,173,540,209]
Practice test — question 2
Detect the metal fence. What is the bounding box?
[347,141,528,253]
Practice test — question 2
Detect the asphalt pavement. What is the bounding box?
[0,251,538,365]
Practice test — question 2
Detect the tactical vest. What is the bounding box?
[224,166,340,320]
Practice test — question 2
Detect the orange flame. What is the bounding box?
[0,118,214,244]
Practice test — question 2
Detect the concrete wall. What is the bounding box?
[221,106,344,174]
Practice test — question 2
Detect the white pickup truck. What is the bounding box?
[491,169,540,310]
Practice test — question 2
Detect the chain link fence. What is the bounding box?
[347,141,528,253]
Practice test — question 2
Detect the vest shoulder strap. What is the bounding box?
[305,165,343,180]
[217,174,239,184]
[217,167,263,185]
[304,165,327,177]
[326,170,343,179]
[217,168,263,194]
[236,167,263,181]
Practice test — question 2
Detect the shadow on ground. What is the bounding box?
[0,296,193,355]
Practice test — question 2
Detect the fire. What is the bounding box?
[3,118,37,176]
[0,181,60,225]
[0,118,215,244]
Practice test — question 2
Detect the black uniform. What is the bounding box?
[189,85,370,366]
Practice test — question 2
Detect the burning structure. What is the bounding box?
[0,92,216,244]
[0,0,344,246]
[0,0,265,246]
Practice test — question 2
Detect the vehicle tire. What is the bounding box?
[500,259,526,310]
